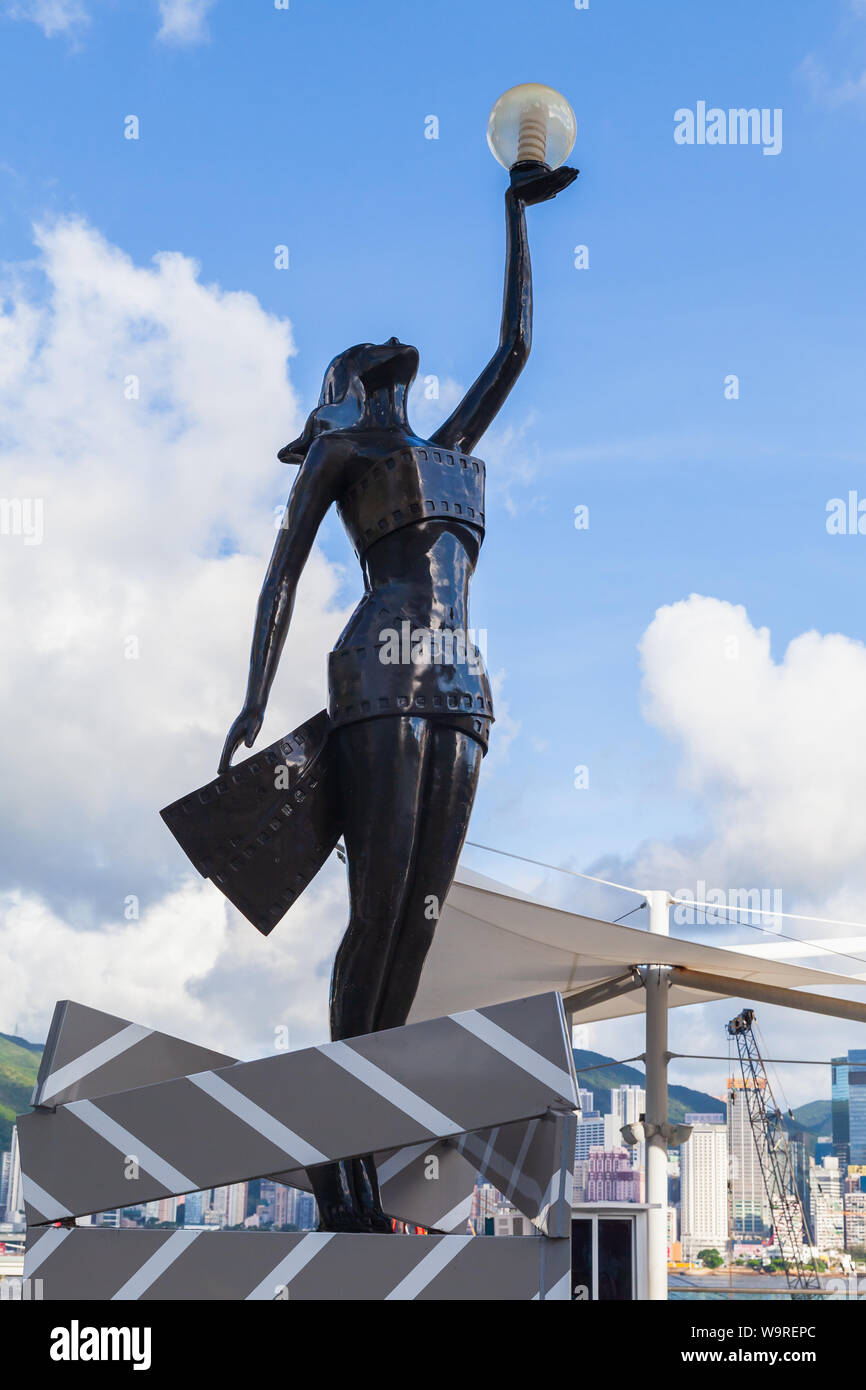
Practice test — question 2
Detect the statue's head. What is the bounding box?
[278,338,419,463]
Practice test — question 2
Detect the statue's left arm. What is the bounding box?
[219,438,338,771]
[431,162,577,456]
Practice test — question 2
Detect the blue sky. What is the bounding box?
[3,0,866,1097]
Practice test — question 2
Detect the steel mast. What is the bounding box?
[726,1008,822,1297]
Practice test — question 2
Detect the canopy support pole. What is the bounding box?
[643,890,671,1302]
[670,966,866,1023]
[562,970,643,1017]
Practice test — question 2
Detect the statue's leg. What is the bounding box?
[309,716,432,1232]
[372,724,483,1033]
[330,715,432,1040]
[352,724,483,1230]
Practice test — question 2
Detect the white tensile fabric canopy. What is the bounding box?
[408,866,861,1024]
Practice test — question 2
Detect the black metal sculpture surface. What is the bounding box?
[161,159,577,1231]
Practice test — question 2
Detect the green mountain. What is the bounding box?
[791,1100,831,1135]
[573,1048,726,1124]
[0,1032,43,1151]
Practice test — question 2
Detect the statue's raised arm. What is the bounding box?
[431,161,578,457]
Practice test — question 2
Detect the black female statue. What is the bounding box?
[161,159,576,1231]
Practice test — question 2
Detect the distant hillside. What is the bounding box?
[0,1032,43,1150]
[573,1047,836,1147]
[791,1100,831,1135]
[573,1048,726,1124]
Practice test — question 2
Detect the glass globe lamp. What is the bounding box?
[487,83,576,171]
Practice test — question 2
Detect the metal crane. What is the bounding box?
[727,1008,822,1297]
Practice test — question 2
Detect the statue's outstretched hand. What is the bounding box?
[509,162,578,206]
[219,707,264,773]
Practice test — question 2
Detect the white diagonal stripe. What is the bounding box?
[457,1130,543,1209]
[23,1225,70,1277]
[504,1119,538,1201]
[434,1193,474,1233]
[450,1010,576,1101]
[385,1234,469,1300]
[112,1229,201,1300]
[246,1232,335,1300]
[480,1125,499,1174]
[21,1174,71,1221]
[545,1269,572,1301]
[376,1140,431,1186]
[37,1024,153,1104]
[535,1166,563,1234]
[188,1070,327,1168]
[66,1098,196,1194]
[322,1042,459,1135]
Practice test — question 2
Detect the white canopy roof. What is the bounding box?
[408,867,861,1024]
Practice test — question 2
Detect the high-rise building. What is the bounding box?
[788,1131,813,1244]
[203,1186,229,1225]
[585,1147,644,1203]
[814,1135,834,1164]
[578,1088,594,1114]
[831,1056,850,1167]
[681,1117,728,1263]
[844,1190,866,1254]
[291,1191,317,1231]
[667,1153,681,1211]
[225,1183,248,1228]
[471,1181,501,1234]
[847,1050,866,1166]
[148,1196,178,1224]
[573,1158,591,1203]
[4,1126,23,1224]
[272,1183,293,1228]
[810,1156,844,1253]
[611,1085,646,1126]
[666,1204,679,1260]
[183,1191,204,1225]
[256,1179,279,1227]
[93,1209,121,1227]
[727,1078,769,1240]
[0,1148,11,1215]
[574,1112,622,1161]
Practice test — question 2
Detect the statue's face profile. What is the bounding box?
[320,338,419,404]
[353,338,420,392]
[279,339,419,462]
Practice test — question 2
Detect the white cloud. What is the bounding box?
[638,594,866,894]
[581,595,866,1105]
[0,871,348,1061]
[156,0,215,45]
[4,0,88,37]
[5,0,218,44]
[0,217,353,1049]
[800,53,866,111]
[799,3,866,112]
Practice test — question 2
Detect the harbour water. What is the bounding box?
[670,1271,847,1301]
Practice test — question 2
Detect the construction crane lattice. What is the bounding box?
[727,1008,822,1298]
